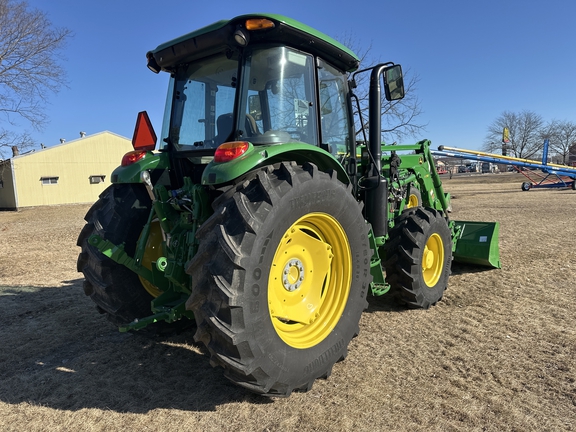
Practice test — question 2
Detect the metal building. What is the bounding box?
[0,131,132,209]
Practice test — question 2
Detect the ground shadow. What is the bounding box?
[450,262,499,276]
[365,292,406,314]
[0,282,272,413]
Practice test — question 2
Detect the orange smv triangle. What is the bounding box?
[132,111,157,151]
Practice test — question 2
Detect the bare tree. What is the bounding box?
[0,0,71,158]
[338,33,426,143]
[0,129,33,158]
[484,110,544,159]
[547,120,576,165]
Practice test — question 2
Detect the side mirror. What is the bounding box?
[319,82,333,115]
[294,99,310,117]
[384,64,405,101]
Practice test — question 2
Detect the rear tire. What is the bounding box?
[521,182,531,191]
[77,184,156,326]
[186,162,371,396]
[383,207,452,309]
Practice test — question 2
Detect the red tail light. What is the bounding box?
[121,150,148,166]
[214,141,250,163]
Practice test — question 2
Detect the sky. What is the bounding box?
[13,0,576,152]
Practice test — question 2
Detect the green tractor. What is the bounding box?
[77,14,500,396]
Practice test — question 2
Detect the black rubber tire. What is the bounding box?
[185,162,371,396]
[521,182,531,191]
[571,180,576,191]
[77,184,155,326]
[383,207,452,309]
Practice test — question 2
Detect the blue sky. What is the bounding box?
[18,0,576,151]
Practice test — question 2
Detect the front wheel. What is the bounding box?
[383,207,452,309]
[186,162,371,396]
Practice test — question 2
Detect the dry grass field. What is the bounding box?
[1,172,575,431]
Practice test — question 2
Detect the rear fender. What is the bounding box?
[110,152,170,184]
[201,143,349,186]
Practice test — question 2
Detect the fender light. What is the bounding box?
[121,150,148,166]
[245,18,275,31]
[214,141,250,163]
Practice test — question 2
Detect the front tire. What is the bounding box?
[383,207,452,309]
[186,162,371,396]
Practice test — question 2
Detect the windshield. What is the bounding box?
[241,46,318,146]
[166,46,319,152]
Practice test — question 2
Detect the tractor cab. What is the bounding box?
[148,16,358,159]
[144,15,403,170]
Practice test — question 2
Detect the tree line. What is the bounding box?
[483,110,576,165]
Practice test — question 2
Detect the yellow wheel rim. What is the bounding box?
[138,220,163,298]
[422,233,444,287]
[268,213,352,349]
[407,193,419,208]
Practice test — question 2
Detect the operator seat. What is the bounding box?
[214,113,260,145]
[245,114,260,136]
[214,113,233,145]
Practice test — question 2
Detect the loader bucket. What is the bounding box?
[452,221,501,268]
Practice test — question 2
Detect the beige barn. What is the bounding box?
[0,131,133,209]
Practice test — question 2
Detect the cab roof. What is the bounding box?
[148,13,360,73]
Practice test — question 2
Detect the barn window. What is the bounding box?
[40,177,59,185]
[89,175,106,184]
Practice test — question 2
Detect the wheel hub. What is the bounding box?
[423,247,435,269]
[422,233,444,287]
[282,259,305,291]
